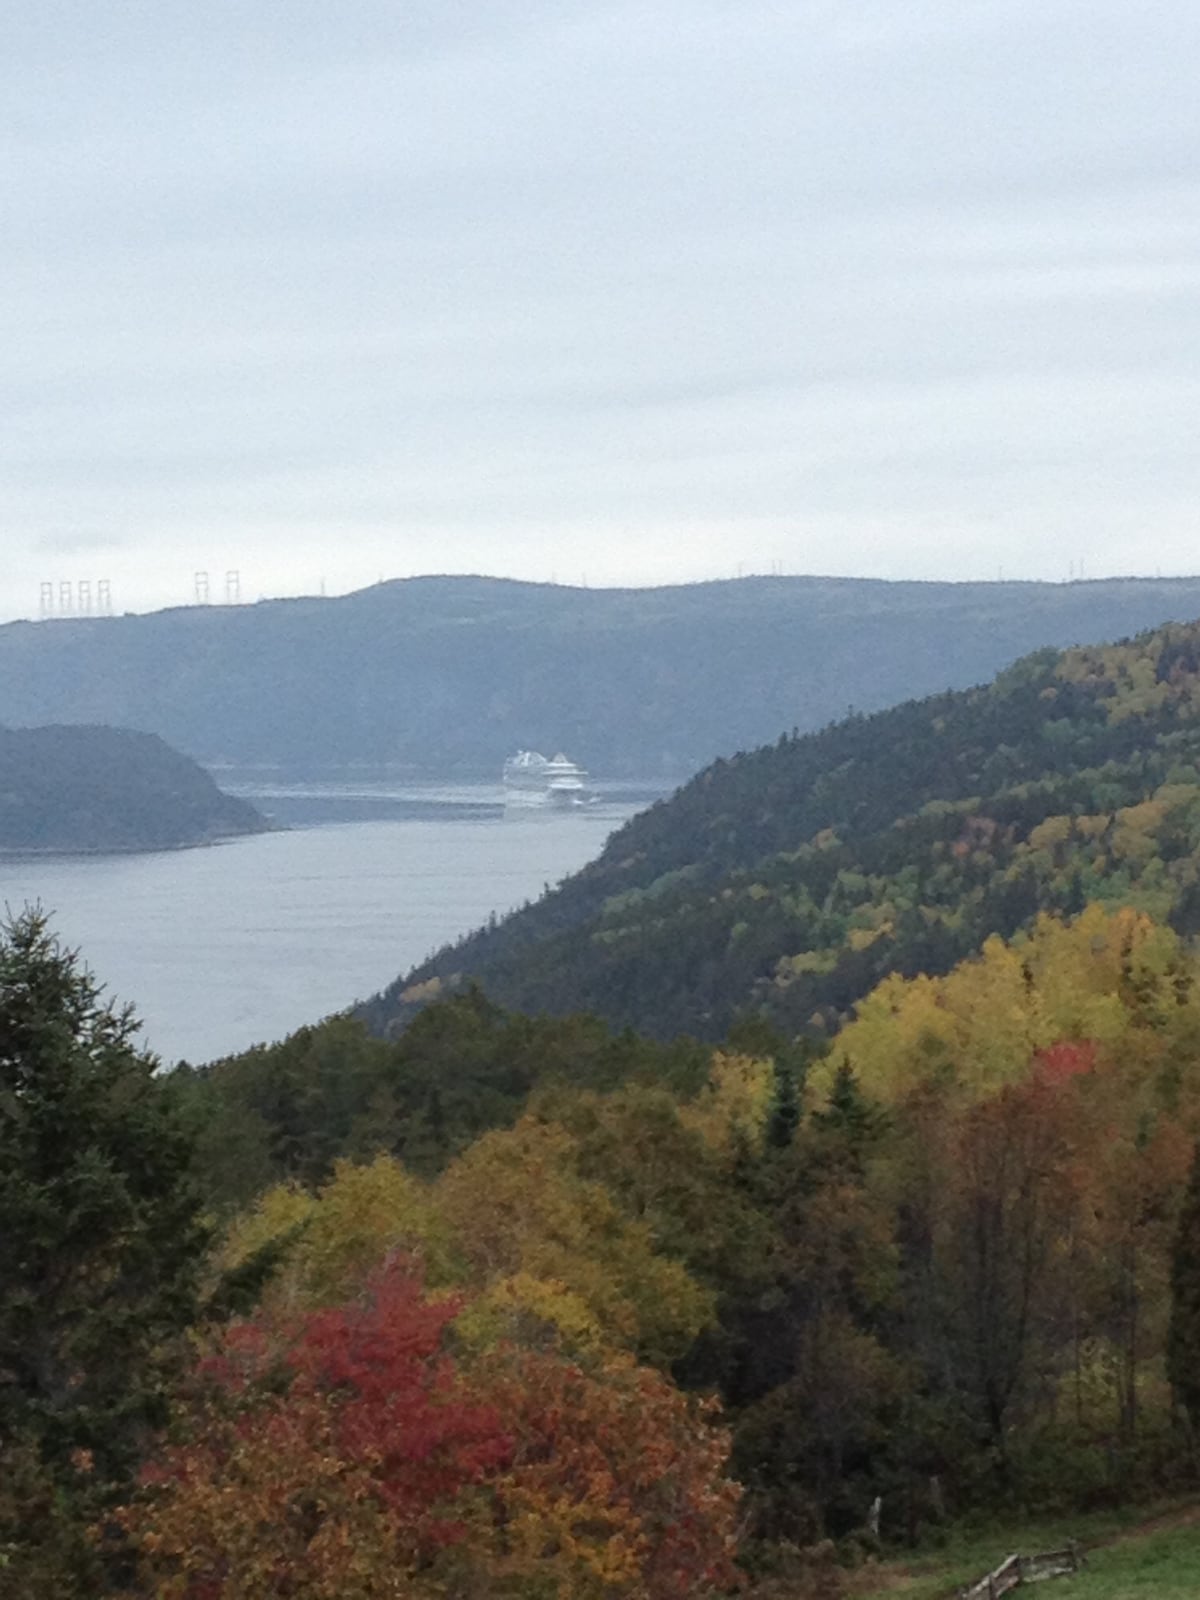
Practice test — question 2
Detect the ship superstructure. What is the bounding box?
[503,750,589,805]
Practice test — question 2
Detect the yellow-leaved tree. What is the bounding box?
[217,1153,456,1312]
[820,905,1196,1106]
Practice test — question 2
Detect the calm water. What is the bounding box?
[0,779,662,1066]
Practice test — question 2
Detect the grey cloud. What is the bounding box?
[1,1,1199,617]
[32,528,129,555]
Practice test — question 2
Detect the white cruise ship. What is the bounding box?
[503,750,590,805]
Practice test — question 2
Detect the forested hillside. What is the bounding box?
[12,696,1200,1589]
[365,619,1200,1039]
[8,574,1200,774]
[0,724,267,852]
[110,909,1200,1590]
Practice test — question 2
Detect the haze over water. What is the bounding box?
[0,780,656,1065]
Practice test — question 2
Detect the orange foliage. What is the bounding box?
[116,1261,739,1600]
[474,1346,741,1598]
[1032,1038,1098,1089]
[119,1265,507,1597]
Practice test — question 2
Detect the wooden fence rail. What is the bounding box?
[960,1541,1084,1599]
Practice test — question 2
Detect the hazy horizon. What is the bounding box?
[11,564,1200,628]
[5,2,1198,619]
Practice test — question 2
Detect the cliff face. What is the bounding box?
[0,724,268,853]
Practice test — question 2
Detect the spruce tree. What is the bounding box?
[765,1056,801,1149]
[0,909,210,1580]
[1168,1140,1200,1431]
[810,1058,885,1179]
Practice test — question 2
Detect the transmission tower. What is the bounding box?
[39,582,54,618]
[97,579,112,615]
[225,569,240,605]
[58,580,73,615]
[194,571,210,605]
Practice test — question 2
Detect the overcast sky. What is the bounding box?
[4,0,1199,619]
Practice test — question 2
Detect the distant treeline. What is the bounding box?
[0,723,266,852]
[8,573,1200,774]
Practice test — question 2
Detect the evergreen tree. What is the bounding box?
[1168,1141,1200,1431]
[0,909,210,1585]
[765,1056,801,1149]
[810,1059,885,1179]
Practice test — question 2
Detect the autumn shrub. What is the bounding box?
[469,1343,740,1599]
[114,1264,505,1598]
[115,1259,740,1600]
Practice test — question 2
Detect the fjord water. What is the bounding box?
[0,779,660,1066]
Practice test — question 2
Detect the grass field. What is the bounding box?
[1063,1519,1200,1598]
[854,1501,1200,1600]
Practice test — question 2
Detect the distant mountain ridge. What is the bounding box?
[0,725,268,853]
[9,574,1200,774]
[360,618,1200,1041]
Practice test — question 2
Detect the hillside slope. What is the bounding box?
[362,619,1200,1040]
[9,574,1200,774]
[0,725,268,853]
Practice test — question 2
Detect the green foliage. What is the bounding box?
[0,909,210,1591]
[0,724,264,852]
[765,1056,801,1148]
[1167,1143,1200,1430]
[367,619,1200,1042]
[178,989,712,1212]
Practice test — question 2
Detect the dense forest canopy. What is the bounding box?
[25,902,1200,1594]
[8,573,1200,774]
[365,618,1200,1040]
[0,724,266,852]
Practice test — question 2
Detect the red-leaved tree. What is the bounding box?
[116,1260,740,1599]
[117,1264,508,1598]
